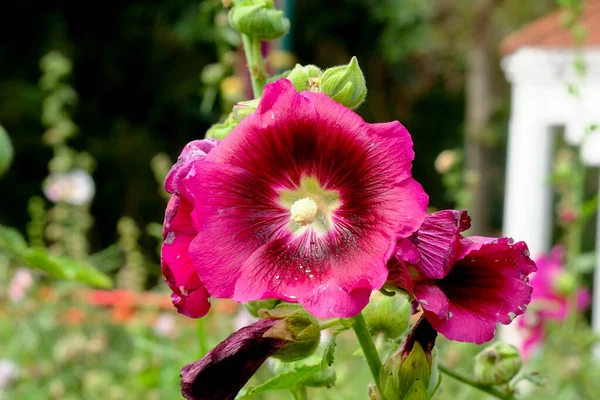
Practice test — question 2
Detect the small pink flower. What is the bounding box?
[180,79,427,318]
[388,210,536,344]
[161,139,218,318]
[517,246,590,359]
[8,268,35,303]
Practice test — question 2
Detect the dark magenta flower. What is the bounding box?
[162,139,219,318]
[388,210,537,344]
[181,78,427,318]
[517,246,590,359]
[180,317,287,400]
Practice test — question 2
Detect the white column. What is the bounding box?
[502,84,554,259]
[592,169,600,358]
[500,82,554,347]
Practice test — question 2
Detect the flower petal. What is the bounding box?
[423,238,535,344]
[233,231,376,318]
[165,139,219,196]
[409,209,471,279]
[180,318,284,400]
[162,195,210,318]
[186,161,289,297]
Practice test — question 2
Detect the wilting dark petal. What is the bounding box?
[180,318,286,400]
[402,315,438,359]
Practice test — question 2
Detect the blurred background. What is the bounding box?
[0,0,599,399]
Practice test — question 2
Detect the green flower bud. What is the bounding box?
[259,305,320,362]
[286,64,322,92]
[228,0,290,41]
[244,298,280,317]
[232,99,259,121]
[206,114,238,140]
[320,56,367,109]
[362,291,411,339]
[0,125,14,177]
[381,343,438,400]
[381,318,439,400]
[474,343,523,386]
[553,271,577,296]
[200,63,227,86]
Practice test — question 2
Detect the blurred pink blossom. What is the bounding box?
[517,246,590,359]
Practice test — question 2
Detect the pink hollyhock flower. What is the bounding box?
[162,139,219,318]
[180,317,288,400]
[181,78,427,318]
[388,210,536,344]
[517,246,590,359]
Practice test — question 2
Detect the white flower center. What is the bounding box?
[290,197,318,226]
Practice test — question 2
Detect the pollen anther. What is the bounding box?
[290,197,318,226]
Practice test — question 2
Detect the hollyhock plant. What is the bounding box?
[179,78,427,318]
[517,246,590,359]
[161,139,219,318]
[387,209,537,344]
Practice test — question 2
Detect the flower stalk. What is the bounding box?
[241,34,266,98]
[197,318,208,358]
[351,312,382,391]
[439,364,516,400]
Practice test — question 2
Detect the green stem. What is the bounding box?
[197,318,208,358]
[439,365,516,400]
[351,312,382,391]
[319,318,341,330]
[241,34,265,98]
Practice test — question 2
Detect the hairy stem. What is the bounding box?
[319,318,341,330]
[241,34,266,98]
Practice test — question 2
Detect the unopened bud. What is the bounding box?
[380,317,439,400]
[320,56,366,109]
[474,343,522,386]
[554,271,577,296]
[259,305,320,362]
[0,125,13,177]
[232,99,259,121]
[363,291,410,339]
[206,115,238,140]
[228,0,290,41]
[287,64,322,92]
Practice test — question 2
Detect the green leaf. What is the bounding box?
[320,325,349,371]
[321,333,337,371]
[582,195,598,219]
[20,248,68,278]
[21,248,112,288]
[0,224,28,255]
[57,256,113,289]
[242,364,321,396]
